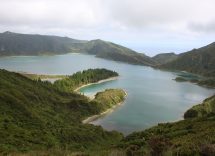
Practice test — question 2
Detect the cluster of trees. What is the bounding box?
[54,68,118,92]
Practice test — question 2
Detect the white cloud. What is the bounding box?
[0,0,214,55]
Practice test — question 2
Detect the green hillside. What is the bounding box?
[79,39,155,66]
[152,52,178,65]
[118,95,215,156]
[0,69,124,154]
[0,68,215,156]
[160,42,215,77]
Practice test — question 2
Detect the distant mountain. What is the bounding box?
[79,39,156,66]
[159,42,215,77]
[0,31,86,56]
[152,52,178,65]
[0,31,155,66]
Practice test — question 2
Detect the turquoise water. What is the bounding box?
[0,53,214,135]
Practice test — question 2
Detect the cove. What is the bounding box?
[0,53,214,135]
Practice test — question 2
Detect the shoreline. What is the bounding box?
[74,76,119,92]
[82,91,127,124]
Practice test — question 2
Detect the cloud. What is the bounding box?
[0,0,103,28]
[0,0,214,55]
[188,20,215,33]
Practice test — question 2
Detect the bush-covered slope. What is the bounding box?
[119,95,215,156]
[94,89,126,111]
[184,95,215,119]
[0,69,123,154]
[54,68,118,92]
[160,42,215,77]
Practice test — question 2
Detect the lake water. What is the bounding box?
[0,53,214,135]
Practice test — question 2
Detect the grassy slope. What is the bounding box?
[160,42,215,77]
[119,95,215,156]
[0,69,123,154]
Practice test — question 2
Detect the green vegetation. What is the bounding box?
[174,76,215,88]
[174,77,187,82]
[117,95,215,156]
[0,69,124,155]
[152,52,178,65]
[93,89,126,111]
[160,42,215,77]
[184,95,215,119]
[0,68,214,156]
[0,31,86,56]
[0,31,155,66]
[54,68,118,92]
[79,39,155,66]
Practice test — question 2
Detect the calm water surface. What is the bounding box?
[0,53,214,135]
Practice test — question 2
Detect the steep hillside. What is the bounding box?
[0,69,123,154]
[80,39,155,66]
[152,52,178,65]
[160,42,215,77]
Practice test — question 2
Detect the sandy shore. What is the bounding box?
[74,76,119,92]
[82,91,127,124]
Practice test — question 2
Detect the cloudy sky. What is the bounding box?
[0,0,215,56]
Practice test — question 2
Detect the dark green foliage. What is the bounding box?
[152,52,178,65]
[198,78,215,88]
[174,77,187,82]
[0,69,123,154]
[184,95,215,119]
[160,42,215,77]
[54,68,118,92]
[184,109,199,119]
[174,76,215,88]
[93,89,126,111]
